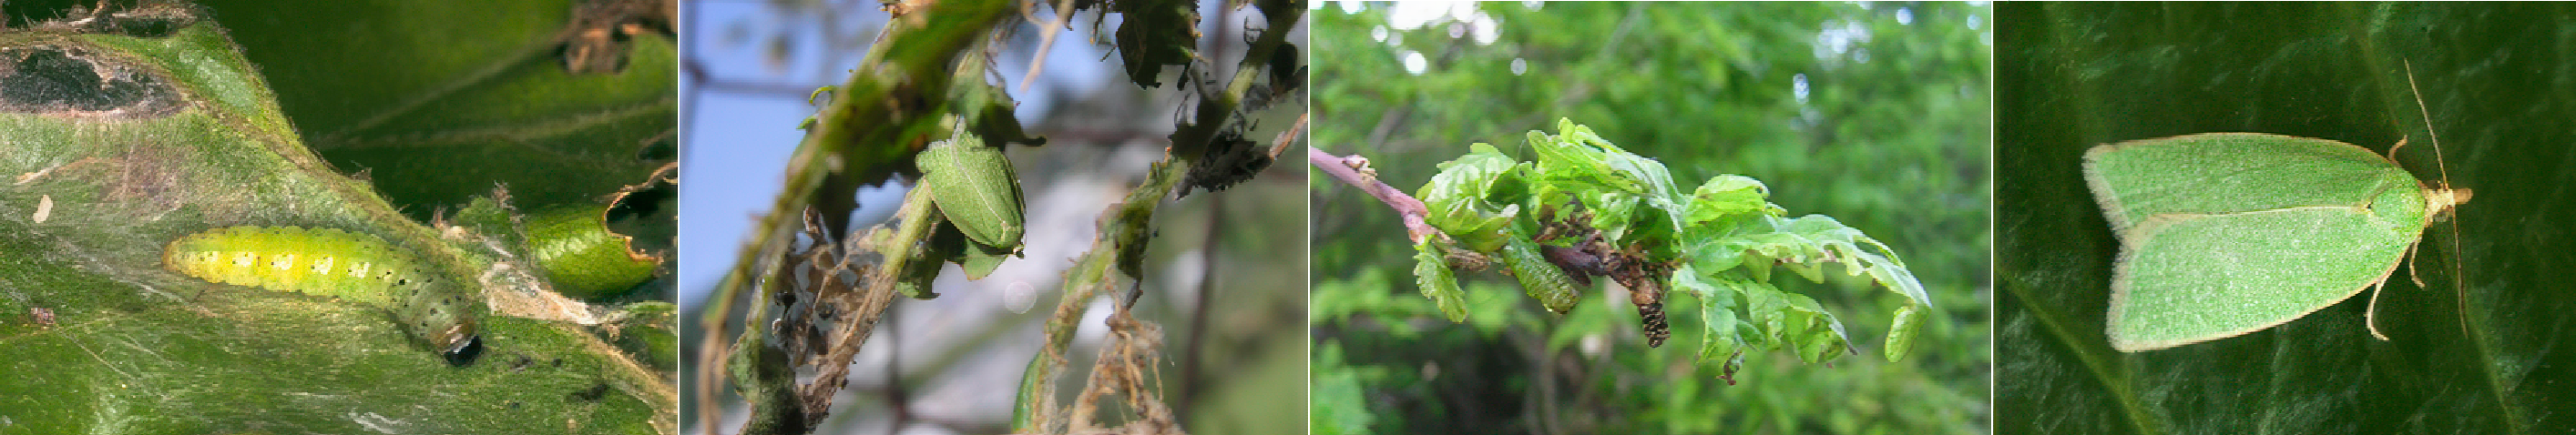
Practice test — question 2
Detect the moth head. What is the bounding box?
[2428,186,2472,222]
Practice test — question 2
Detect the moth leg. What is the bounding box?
[2366,268,2394,341]
[2406,235,2427,288]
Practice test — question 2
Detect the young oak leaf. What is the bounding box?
[1416,143,1528,252]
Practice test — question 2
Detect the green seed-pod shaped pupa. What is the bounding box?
[916,134,1026,250]
[163,226,483,365]
[1499,238,1580,314]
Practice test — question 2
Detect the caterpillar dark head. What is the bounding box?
[435,322,484,366]
[418,291,483,366]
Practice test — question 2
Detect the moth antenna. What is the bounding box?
[2405,59,2471,338]
[2404,60,2454,194]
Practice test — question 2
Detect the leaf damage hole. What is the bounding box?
[38,3,203,38]
[557,0,674,75]
[0,46,179,117]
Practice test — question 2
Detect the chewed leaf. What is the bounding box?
[1674,268,1743,362]
[1781,214,1931,307]
[1684,175,1774,226]
[1741,282,1852,363]
[1403,119,1929,379]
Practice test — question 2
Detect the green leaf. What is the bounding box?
[1525,123,1637,195]
[1578,188,1644,242]
[1674,268,1745,363]
[1411,239,1469,322]
[1528,118,1684,201]
[1416,143,1527,252]
[1684,175,1774,226]
[1413,119,1931,376]
[524,205,663,300]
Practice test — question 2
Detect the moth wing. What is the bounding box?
[2105,205,2415,351]
[2084,133,2403,236]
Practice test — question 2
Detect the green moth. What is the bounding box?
[916,133,1026,251]
[2083,133,2469,352]
[163,226,484,365]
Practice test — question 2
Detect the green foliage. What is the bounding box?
[523,205,666,300]
[1410,238,1470,321]
[1410,119,1930,372]
[1313,3,1988,434]
[1310,342,1381,435]
[1998,3,2576,433]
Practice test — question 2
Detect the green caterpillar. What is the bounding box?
[162,226,483,365]
[916,133,1026,250]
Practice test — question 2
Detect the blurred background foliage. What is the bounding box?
[1998,3,2576,433]
[678,1,1305,434]
[1309,2,1988,434]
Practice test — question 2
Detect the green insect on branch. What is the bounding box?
[700,0,1303,433]
[695,0,1018,432]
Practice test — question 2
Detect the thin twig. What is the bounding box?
[1019,0,1079,93]
[1271,112,1307,157]
[1307,148,1439,244]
